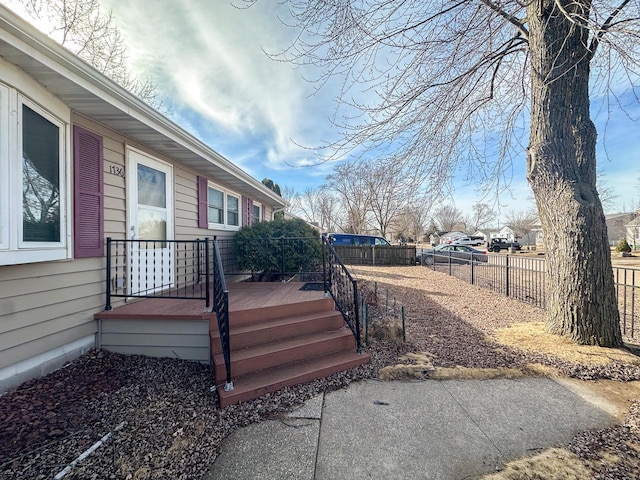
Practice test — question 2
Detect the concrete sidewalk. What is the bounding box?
[206,378,616,480]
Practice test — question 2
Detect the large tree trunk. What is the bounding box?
[526,0,622,346]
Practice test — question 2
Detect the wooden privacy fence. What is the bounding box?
[333,245,416,266]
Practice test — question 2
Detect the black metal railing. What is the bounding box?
[614,267,640,341]
[323,236,362,352]
[212,236,233,391]
[417,249,546,309]
[105,238,210,310]
[216,236,324,281]
[418,248,639,340]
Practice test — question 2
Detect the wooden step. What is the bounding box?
[210,310,344,354]
[228,297,335,328]
[217,350,371,407]
[213,327,354,384]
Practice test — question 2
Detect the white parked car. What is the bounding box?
[450,236,484,247]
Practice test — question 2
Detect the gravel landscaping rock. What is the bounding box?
[1,265,639,479]
[0,342,403,480]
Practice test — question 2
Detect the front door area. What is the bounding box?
[127,148,174,295]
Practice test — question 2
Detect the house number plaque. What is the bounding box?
[108,163,125,178]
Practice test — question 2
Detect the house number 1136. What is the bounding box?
[109,165,125,177]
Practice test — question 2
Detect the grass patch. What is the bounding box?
[430,366,525,380]
[378,352,434,380]
[481,448,591,480]
[493,322,640,366]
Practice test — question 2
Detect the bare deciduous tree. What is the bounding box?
[596,173,619,212]
[254,0,640,346]
[504,210,538,239]
[301,187,325,226]
[293,186,338,231]
[363,158,423,237]
[3,0,166,110]
[325,161,370,234]
[397,198,435,242]
[314,190,341,233]
[466,203,497,233]
[432,205,465,233]
[279,185,297,211]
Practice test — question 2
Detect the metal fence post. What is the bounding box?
[471,254,475,285]
[105,237,112,311]
[281,236,285,282]
[322,236,328,294]
[632,270,636,338]
[365,303,369,346]
[353,280,361,353]
[205,239,210,309]
[196,238,201,284]
[505,254,510,298]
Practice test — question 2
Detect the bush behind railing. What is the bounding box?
[231,219,322,276]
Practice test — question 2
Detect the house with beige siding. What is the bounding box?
[0,5,287,391]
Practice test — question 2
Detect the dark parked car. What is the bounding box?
[417,244,488,265]
[327,233,391,246]
[487,238,521,252]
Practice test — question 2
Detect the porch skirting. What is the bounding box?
[98,317,211,363]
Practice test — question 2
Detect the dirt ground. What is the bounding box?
[351,265,640,480]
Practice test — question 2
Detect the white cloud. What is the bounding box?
[92,0,640,202]
[102,0,337,173]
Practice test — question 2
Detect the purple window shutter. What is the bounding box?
[197,176,208,228]
[242,196,249,226]
[73,126,104,258]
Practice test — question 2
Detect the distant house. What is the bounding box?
[475,226,536,246]
[525,213,635,248]
[428,231,448,245]
[606,213,636,246]
[625,215,640,250]
[532,227,544,246]
[440,231,466,243]
[501,225,537,246]
[498,226,514,240]
[473,229,501,242]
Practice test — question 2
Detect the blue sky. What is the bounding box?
[7,0,639,218]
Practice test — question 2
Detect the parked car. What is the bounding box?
[417,245,488,265]
[450,236,484,247]
[487,238,521,253]
[327,233,391,246]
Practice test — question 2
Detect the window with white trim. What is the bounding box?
[0,75,71,266]
[252,202,262,223]
[227,194,239,227]
[207,183,241,229]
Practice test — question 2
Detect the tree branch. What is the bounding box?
[589,0,632,56]
[480,0,529,40]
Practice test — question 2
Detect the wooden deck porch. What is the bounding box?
[95,282,369,406]
[96,281,327,320]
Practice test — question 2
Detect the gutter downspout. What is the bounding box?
[271,206,286,220]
